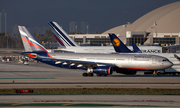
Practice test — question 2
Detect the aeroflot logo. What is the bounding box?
[113,38,120,47]
[141,49,161,53]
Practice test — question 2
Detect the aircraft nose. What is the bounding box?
[168,61,174,67]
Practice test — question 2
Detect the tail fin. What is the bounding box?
[48,21,79,48]
[18,26,50,55]
[132,43,142,53]
[109,33,132,53]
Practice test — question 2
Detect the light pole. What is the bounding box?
[75,25,78,34]
[0,13,1,32]
[123,24,126,37]
[154,22,157,44]
[154,22,157,38]
[86,25,89,34]
[127,22,131,31]
[4,12,6,33]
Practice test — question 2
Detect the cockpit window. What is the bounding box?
[162,59,168,62]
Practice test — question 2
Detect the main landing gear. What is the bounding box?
[82,67,108,77]
[82,73,107,77]
[82,72,94,77]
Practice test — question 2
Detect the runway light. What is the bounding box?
[16,89,33,93]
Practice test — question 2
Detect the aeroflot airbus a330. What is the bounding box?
[18,26,173,77]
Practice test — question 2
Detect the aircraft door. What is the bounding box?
[152,57,157,64]
[128,56,133,63]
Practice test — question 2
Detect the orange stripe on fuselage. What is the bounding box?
[117,67,161,71]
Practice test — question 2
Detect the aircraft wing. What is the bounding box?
[40,57,116,68]
[174,54,180,60]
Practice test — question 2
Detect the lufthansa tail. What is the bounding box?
[132,43,142,53]
[109,33,132,53]
[48,21,79,48]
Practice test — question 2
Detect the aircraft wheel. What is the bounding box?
[102,75,107,77]
[88,73,94,77]
[157,72,161,76]
[97,74,102,77]
[82,73,88,77]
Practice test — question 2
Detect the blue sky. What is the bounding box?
[0,0,180,34]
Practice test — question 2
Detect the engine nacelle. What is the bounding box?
[92,66,113,75]
[114,68,137,75]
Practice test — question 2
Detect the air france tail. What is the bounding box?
[18,26,53,58]
[109,33,132,53]
[48,21,79,48]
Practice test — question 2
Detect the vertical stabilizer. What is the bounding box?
[109,33,132,53]
[132,43,142,53]
[18,26,32,52]
[48,21,79,48]
[18,26,48,53]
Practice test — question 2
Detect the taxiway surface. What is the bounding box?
[0,95,180,107]
[0,62,180,89]
[1,61,180,108]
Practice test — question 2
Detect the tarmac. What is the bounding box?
[0,61,180,89]
[0,61,180,107]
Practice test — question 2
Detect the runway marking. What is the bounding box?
[0,78,55,79]
[0,82,179,84]
[0,103,168,107]
[13,73,30,76]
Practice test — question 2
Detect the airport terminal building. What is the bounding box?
[69,1,180,46]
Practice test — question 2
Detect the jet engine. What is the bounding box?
[92,66,113,75]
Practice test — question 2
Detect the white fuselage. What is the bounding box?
[55,46,162,53]
[45,53,172,71]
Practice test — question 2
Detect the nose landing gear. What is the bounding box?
[153,71,157,77]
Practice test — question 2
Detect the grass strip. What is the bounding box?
[0,103,163,107]
[0,88,180,95]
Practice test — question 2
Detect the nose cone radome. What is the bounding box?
[167,61,174,69]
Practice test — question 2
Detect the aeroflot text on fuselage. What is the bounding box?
[134,56,152,58]
[141,50,161,53]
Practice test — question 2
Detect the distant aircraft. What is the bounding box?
[109,33,141,53]
[48,21,162,53]
[18,25,173,77]
[132,43,142,53]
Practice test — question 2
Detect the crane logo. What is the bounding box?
[113,38,120,47]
